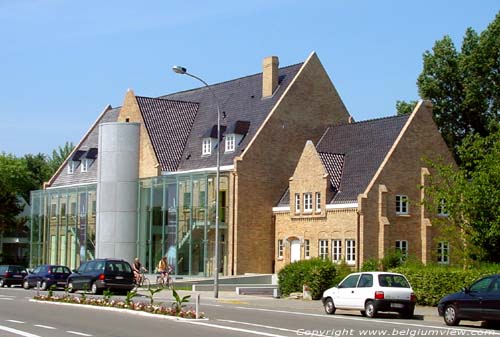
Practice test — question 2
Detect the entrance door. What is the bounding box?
[290,240,301,263]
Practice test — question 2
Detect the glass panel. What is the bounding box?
[177,176,192,275]
[138,180,152,271]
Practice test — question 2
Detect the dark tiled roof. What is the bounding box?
[71,150,86,161]
[317,114,410,204]
[86,148,98,159]
[160,63,303,171]
[318,152,344,192]
[136,96,199,172]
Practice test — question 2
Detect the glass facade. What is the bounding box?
[30,172,229,276]
[30,185,97,269]
[138,173,228,276]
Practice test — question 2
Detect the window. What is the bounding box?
[316,192,321,212]
[396,240,408,261]
[225,134,235,152]
[319,240,329,260]
[202,138,212,155]
[50,204,57,218]
[303,193,313,213]
[346,240,356,265]
[81,159,90,172]
[339,274,360,288]
[67,161,75,174]
[295,193,300,213]
[60,203,66,217]
[332,239,342,262]
[304,239,310,258]
[358,274,373,288]
[438,199,448,216]
[437,241,449,264]
[396,195,409,215]
[277,239,283,258]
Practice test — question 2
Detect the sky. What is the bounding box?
[1,0,499,157]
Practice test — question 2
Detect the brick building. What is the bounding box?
[273,101,455,271]
[30,52,350,275]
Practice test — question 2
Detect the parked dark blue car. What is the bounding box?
[23,265,71,290]
[438,274,500,326]
[0,265,28,287]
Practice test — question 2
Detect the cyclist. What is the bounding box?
[157,256,170,285]
[132,257,147,285]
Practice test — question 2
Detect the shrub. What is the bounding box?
[278,258,337,300]
[361,258,379,272]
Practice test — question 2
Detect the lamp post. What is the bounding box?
[172,65,221,298]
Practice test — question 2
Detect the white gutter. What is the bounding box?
[272,206,290,212]
[326,203,358,209]
[161,165,234,176]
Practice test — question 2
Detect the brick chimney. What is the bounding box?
[262,56,279,98]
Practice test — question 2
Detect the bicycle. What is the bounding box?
[134,270,150,288]
[156,270,173,289]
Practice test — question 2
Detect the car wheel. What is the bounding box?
[67,282,75,293]
[365,301,377,318]
[90,282,100,295]
[23,280,30,290]
[41,281,47,291]
[444,304,460,326]
[0,279,4,287]
[360,310,367,317]
[324,298,336,315]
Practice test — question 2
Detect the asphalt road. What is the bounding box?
[0,287,499,337]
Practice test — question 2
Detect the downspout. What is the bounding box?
[231,171,237,275]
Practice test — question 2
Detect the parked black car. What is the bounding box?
[438,274,500,326]
[23,264,72,290]
[66,259,135,295]
[0,265,28,287]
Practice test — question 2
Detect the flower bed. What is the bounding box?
[33,294,204,319]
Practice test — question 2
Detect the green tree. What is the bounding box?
[0,180,22,235]
[425,123,500,264]
[401,12,500,158]
[49,141,74,173]
[396,100,418,115]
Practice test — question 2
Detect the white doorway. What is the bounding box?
[290,240,301,262]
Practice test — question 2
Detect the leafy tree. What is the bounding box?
[396,100,417,115]
[424,123,500,264]
[401,12,500,158]
[0,180,22,235]
[49,141,74,173]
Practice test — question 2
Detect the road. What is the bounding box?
[0,287,498,337]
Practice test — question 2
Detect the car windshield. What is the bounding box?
[378,274,410,288]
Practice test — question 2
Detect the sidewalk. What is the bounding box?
[137,288,441,322]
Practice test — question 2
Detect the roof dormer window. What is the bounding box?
[202,138,212,156]
[67,161,76,175]
[81,158,90,173]
[225,134,235,152]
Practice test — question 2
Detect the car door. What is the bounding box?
[460,276,494,320]
[481,275,500,320]
[71,262,88,290]
[82,261,97,290]
[28,266,41,287]
[335,274,360,308]
[354,273,374,309]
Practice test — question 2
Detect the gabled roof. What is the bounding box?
[160,63,303,171]
[317,114,410,203]
[136,96,199,172]
[318,152,344,192]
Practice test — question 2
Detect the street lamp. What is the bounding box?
[172,65,221,298]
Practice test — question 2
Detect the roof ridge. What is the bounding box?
[159,62,304,98]
[136,95,200,106]
[328,113,409,129]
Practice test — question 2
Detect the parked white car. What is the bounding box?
[322,271,416,318]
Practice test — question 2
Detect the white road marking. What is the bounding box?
[0,298,14,300]
[0,324,42,337]
[0,294,16,298]
[183,320,287,337]
[201,303,222,307]
[218,319,297,333]
[6,320,25,324]
[67,331,92,336]
[34,324,56,329]
[234,307,500,335]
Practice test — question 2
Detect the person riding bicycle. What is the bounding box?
[157,256,170,282]
[132,257,147,284]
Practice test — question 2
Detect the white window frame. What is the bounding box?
[437,241,449,264]
[303,193,313,213]
[438,198,448,216]
[332,239,342,262]
[202,138,212,156]
[346,239,356,265]
[396,195,409,215]
[295,193,300,213]
[67,161,75,174]
[304,239,310,258]
[396,240,408,260]
[225,134,235,152]
[316,192,321,212]
[277,239,283,258]
[319,239,329,260]
[81,159,90,173]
